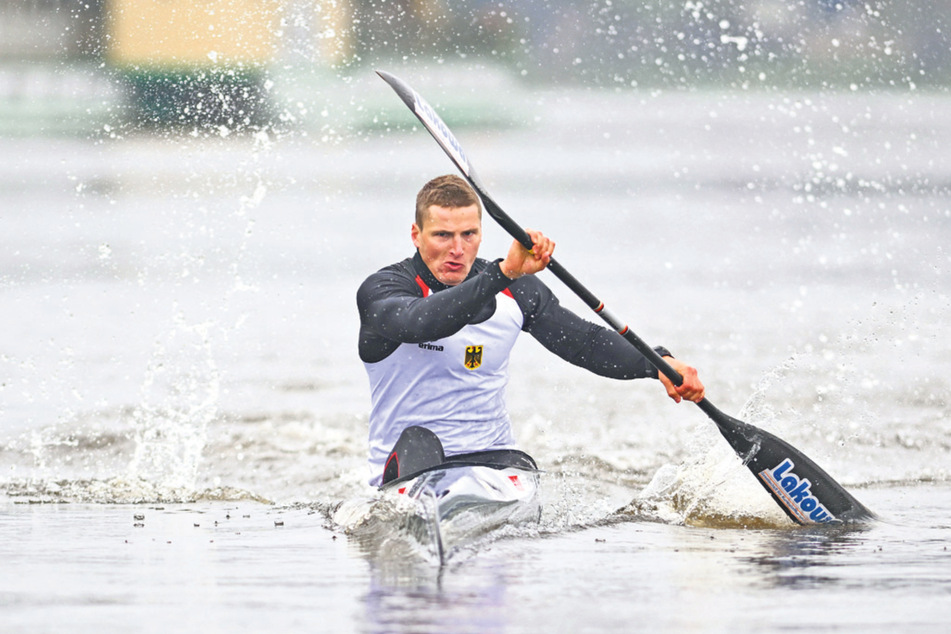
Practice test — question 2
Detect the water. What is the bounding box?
[2,77,950,631]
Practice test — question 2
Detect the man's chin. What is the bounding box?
[438,268,467,285]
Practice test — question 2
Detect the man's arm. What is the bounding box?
[506,231,704,401]
[512,275,705,400]
[511,276,661,379]
[357,259,513,362]
[358,228,554,362]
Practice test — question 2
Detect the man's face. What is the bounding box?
[412,204,482,286]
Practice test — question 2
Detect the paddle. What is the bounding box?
[376,70,874,525]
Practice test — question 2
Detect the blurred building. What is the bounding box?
[0,0,353,131]
[105,0,281,129]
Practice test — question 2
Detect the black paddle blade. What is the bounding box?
[376,70,536,251]
[376,70,474,180]
[381,426,446,486]
[701,400,875,525]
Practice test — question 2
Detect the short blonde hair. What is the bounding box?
[415,175,482,228]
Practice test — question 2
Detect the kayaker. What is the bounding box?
[357,174,705,486]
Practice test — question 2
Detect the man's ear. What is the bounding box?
[411,223,421,249]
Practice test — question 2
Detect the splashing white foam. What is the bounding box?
[127,317,220,500]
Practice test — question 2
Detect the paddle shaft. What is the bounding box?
[480,192,686,386]
[487,193,743,435]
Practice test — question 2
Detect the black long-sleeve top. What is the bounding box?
[357,252,667,379]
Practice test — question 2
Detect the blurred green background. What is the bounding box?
[1,0,948,135]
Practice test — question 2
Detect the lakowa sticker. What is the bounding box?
[758,458,836,524]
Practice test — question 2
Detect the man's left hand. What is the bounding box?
[500,229,554,279]
[658,357,705,403]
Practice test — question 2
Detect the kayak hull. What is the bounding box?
[383,463,541,563]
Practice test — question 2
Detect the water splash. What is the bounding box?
[127,316,220,498]
[625,442,792,529]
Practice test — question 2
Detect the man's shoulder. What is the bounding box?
[373,256,415,278]
[357,257,420,305]
[505,272,558,324]
[360,257,415,287]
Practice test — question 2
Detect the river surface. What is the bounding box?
[2,72,950,632]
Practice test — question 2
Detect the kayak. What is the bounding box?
[334,427,542,564]
[380,462,541,563]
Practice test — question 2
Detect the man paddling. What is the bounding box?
[357,175,705,486]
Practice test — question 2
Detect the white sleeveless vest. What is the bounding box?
[364,277,524,481]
